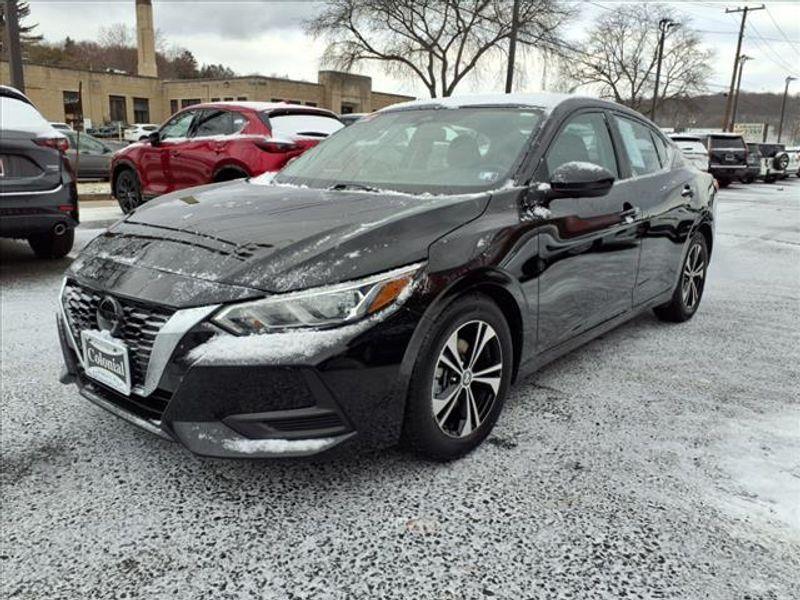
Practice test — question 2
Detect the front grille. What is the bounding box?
[62,282,175,390]
[82,377,173,422]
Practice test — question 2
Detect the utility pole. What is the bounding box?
[777,76,796,143]
[3,0,25,92]
[505,0,520,94]
[721,4,765,131]
[730,55,752,130]
[650,18,678,122]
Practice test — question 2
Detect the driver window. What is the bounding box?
[160,111,195,141]
[546,112,618,178]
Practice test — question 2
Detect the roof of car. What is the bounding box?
[0,84,33,105]
[185,101,337,115]
[379,92,594,113]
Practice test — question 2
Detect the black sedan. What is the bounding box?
[57,93,715,460]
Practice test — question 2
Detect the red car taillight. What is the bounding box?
[254,137,298,153]
[34,136,70,153]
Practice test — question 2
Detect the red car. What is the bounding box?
[111,102,344,213]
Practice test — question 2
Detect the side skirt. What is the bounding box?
[517,290,673,380]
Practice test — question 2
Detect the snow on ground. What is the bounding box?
[0,178,798,599]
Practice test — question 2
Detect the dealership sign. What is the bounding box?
[733,123,768,143]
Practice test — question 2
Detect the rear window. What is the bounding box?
[759,144,784,157]
[0,96,50,131]
[709,135,745,151]
[265,113,343,139]
[678,141,707,154]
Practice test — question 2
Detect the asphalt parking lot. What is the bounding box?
[1,179,798,599]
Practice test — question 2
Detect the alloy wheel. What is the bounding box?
[117,174,140,213]
[431,320,503,438]
[681,243,705,310]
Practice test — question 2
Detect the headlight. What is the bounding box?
[213,263,423,335]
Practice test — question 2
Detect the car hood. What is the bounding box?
[71,180,490,307]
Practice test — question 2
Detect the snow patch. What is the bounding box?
[189,317,378,364]
[221,437,338,455]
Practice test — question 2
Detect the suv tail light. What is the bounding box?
[34,136,70,153]
[254,137,297,153]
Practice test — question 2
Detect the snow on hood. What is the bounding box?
[78,179,491,297]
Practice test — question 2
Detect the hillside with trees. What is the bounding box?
[657,91,800,140]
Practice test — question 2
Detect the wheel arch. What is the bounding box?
[412,268,529,383]
[212,161,251,182]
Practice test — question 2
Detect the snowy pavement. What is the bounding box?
[1,179,798,599]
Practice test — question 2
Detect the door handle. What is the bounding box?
[681,185,694,198]
[619,203,640,224]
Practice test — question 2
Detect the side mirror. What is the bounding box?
[147,131,161,146]
[549,162,615,198]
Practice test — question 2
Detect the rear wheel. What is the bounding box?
[28,227,74,259]
[653,232,708,323]
[402,294,513,460]
[115,168,142,214]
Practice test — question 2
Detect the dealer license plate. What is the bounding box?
[81,330,132,395]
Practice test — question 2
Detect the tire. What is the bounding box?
[401,294,514,460]
[653,232,709,323]
[214,168,248,183]
[718,178,730,188]
[765,174,776,184]
[773,153,789,171]
[27,227,74,259]
[114,168,143,214]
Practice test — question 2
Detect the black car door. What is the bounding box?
[532,110,641,352]
[608,113,695,305]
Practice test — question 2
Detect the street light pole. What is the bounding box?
[777,76,796,143]
[730,55,752,131]
[650,18,678,122]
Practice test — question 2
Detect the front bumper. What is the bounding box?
[57,291,420,458]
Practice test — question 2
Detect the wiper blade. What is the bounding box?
[328,183,382,193]
[296,131,328,137]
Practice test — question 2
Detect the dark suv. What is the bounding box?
[0,86,78,258]
[671,132,747,187]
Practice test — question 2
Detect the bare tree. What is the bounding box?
[307,0,573,98]
[565,4,712,111]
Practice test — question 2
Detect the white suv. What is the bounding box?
[123,123,158,142]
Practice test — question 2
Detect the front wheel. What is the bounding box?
[653,232,709,323]
[115,169,143,214]
[402,294,513,461]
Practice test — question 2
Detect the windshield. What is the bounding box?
[269,107,544,195]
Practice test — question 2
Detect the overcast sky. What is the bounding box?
[27,0,800,98]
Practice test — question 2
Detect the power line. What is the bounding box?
[765,6,800,54]
[747,22,800,76]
